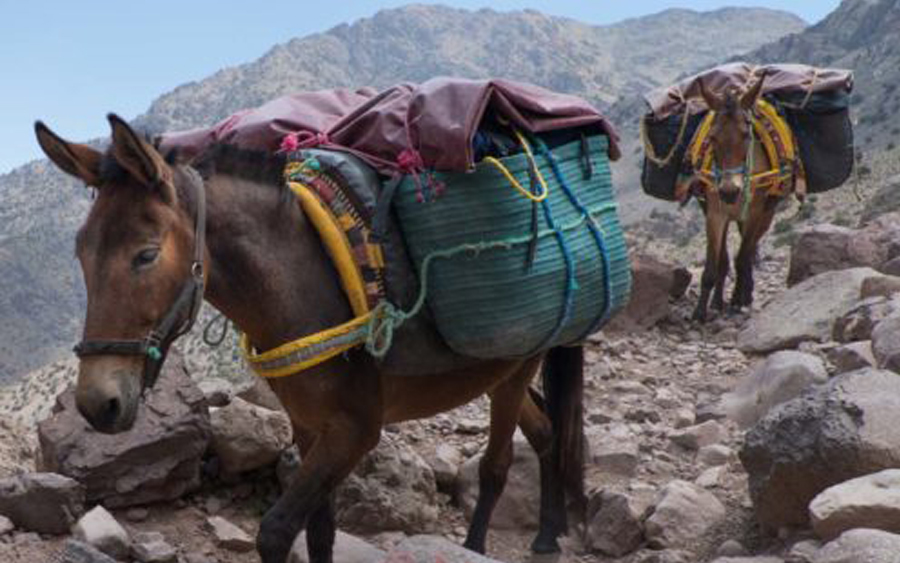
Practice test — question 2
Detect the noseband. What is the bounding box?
[73,168,207,392]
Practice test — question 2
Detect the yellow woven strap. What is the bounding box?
[241,312,372,378]
[482,131,549,202]
[689,99,797,196]
[239,179,374,379]
[288,181,370,317]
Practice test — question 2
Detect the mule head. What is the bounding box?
[35,115,203,433]
[698,74,766,203]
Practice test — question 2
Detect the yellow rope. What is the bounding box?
[641,89,691,167]
[483,131,549,202]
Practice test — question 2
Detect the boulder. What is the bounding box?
[289,530,386,563]
[585,489,645,556]
[59,539,119,563]
[698,445,733,467]
[709,558,783,563]
[668,420,726,450]
[871,314,900,373]
[587,423,640,476]
[72,505,131,559]
[715,539,749,557]
[809,469,900,541]
[458,436,539,530]
[209,397,293,475]
[787,224,887,287]
[606,254,691,332]
[37,355,211,507]
[814,528,900,563]
[131,531,177,563]
[827,342,876,374]
[426,444,462,493]
[861,275,900,299]
[644,480,725,549]
[740,369,900,530]
[721,351,828,428]
[0,472,85,534]
[832,296,900,343]
[0,514,12,535]
[196,378,235,407]
[388,535,506,563]
[338,433,439,533]
[205,516,255,553]
[738,268,884,354]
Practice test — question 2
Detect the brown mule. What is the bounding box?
[689,76,802,322]
[34,115,586,563]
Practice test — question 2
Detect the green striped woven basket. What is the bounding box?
[394,133,631,359]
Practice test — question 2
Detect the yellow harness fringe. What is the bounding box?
[686,99,799,199]
[240,180,373,378]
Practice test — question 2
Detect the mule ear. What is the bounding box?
[698,78,722,112]
[107,113,175,203]
[741,73,766,110]
[34,121,102,186]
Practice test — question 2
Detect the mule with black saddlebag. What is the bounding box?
[640,63,854,321]
[36,78,630,563]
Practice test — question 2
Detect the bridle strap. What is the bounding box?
[73,167,207,392]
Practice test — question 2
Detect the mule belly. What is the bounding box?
[381,359,532,424]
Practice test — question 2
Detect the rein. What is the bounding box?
[73,168,207,392]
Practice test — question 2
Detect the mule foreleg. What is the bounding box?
[732,196,778,310]
[291,430,337,563]
[711,221,731,312]
[258,417,379,563]
[693,206,728,322]
[464,358,541,554]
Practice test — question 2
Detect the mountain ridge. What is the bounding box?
[0,4,805,382]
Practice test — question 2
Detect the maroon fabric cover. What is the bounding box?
[160,77,620,173]
[644,62,854,119]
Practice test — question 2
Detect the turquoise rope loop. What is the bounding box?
[363,206,617,359]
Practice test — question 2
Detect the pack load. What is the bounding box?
[162,78,631,367]
[641,62,854,201]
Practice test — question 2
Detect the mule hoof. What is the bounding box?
[462,537,487,555]
[530,534,561,554]
[691,309,707,323]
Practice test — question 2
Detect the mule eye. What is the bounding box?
[133,248,160,269]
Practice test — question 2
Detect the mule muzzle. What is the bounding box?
[76,362,141,434]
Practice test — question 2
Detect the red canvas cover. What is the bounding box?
[645,62,854,119]
[160,77,620,174]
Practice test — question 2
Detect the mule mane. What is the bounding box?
[194,144,287,190]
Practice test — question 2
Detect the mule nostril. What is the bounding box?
[98,397,121,427]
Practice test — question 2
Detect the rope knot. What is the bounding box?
[396,148,425,174]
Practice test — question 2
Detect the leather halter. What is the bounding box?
[73,168,207,392]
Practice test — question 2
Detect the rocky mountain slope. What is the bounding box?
[741,0,900,150]
[0,4,804,383]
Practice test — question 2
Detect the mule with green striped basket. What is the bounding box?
[394,132,631,359]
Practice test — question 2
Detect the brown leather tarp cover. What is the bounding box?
[161,77,620,173]
[645,62,854,119]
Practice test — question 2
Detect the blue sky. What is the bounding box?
[0,1,839,174]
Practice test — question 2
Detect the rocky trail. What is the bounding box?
[4,154,900,562]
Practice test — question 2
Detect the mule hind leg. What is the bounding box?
[463,357,542,554]
[519,389,565,553]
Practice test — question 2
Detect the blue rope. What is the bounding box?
[524,186,578,356]
[535,137,614,338]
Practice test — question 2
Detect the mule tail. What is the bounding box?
[541,345,586,520]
